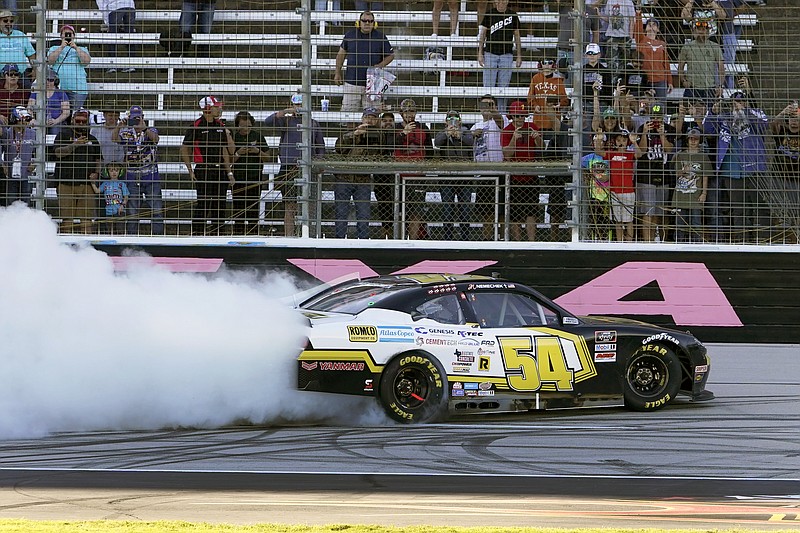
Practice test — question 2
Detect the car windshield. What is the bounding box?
[301,283,407,314]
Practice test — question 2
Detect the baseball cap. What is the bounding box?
[1,63,19,75]
[72,108,89,119]
[129,105,144,117]
[687,127,702,137]
[400,98,417,111]
[11,106,31,123]
[446,109,460,119]
[602,107,617,119]
[650,102,664,115]
[362,106,379,117]
[60,24,76,34]
[199,96,222,110]
[290,93,303,105]
[731,90,746,100]
[0,10,14,18]
[646,18,660,28]
[508,100,528,116]
[585,43,601,55]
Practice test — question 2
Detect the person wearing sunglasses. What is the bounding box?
[677,18,724,104]
[0,10,34,75]
[334,11,394,112]
[46,24,92,112]
[0,63,28,127]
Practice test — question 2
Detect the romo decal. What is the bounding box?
[348,325,377,342]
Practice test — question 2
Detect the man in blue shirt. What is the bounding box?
[334,11,394,112]
[0,10,34,73]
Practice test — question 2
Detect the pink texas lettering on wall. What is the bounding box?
[288,259,742,328]
[554,261,742,327]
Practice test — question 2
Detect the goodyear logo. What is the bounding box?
[348,325,377,342]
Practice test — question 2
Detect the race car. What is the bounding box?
[296,274,713,423]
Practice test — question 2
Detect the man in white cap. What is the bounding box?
[0,10,34,73]
[583,42,612,121]
[181,95,235,235]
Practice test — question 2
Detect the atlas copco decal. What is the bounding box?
[378,326,415,343]
[641,332,680,345]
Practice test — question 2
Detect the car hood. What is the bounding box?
[578,315,698,340]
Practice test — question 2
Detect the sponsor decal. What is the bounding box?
[421,338,457,346]
[477,347,496,356]
[480,340,496,346]
[465,390,478,396]
[452,364,471,372]
[594,352,617,362]
[595,343,616,351]
[415,326,456,336]
[458,338,480,346]
[301,361,318,371]
[378,326,415,343]
[456,355,475,363]
[348,325,377,342]
[320,361,366,371]
[451,382,463,389]
[364,379,374,391]
[595,330,617,343]
[477,390,495,396]
[452,389,465,396]
[478,381,493,390]
[563,317,579,325]
[642,332,680,346]
[478,356,490,371]
[458,330,483,337]
[694,364,708,373]
[695,374,704,382]
[415,337,425,346]
[467,283,516,290]
[464,382,479,390]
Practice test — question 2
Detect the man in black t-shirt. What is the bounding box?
[635,102,676,241]
[478,0,522,113]
[180,96,235,236]
[51,108,101,233]
[231,110,270,235]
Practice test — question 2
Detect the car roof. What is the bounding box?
[365,274,498,287]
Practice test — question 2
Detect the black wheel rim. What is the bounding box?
[627,355,668,397]
[392,366,430,410]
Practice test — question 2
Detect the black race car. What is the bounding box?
[297,274,713,423]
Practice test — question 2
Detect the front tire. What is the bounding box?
[624,344,681,411]
[379,352,448,424]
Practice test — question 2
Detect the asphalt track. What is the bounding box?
[1,343,799,529]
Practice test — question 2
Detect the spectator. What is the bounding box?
[478,0,522,113]
[501,100,543,241]
[115,104,163,236]
[90,107,125,163]
[681,0,741,88]
[0,10,34,74]
[471,93,509,239]
[593,106,624,153]
[0,63,28,125]
[634,16,673,101]
[333,107,383,239]
[0,105,34,205]
[2,2,15,17]
[334,11,394,112]
[434,109,475,240]
[702,90,770,242]
[671,127,710,242]
[394,98,433,240]
[433,0,459,36]
[583,43,613,119]
[582,136,613,241]
[51,108,102,234]
[769,101,800,230]
[557,0,600,83]
[604,130,644,241]
[27,70,70,137]
[527,58,569,157]
[179,0,216,59]
[314,0,340,17]
[598,0,636,79]
[373,110,399,238]
[618,54,649,101]
[97,0,137,73]
[635,101,675,241]
[180,96,235,236]
[263,92,326,237]
[231,110,270,236]
[642,0,685,60]
[91,161,129,235]
[47,25,91,112]
[677,19,724,105]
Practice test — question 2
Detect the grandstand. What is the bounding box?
[8,0,799,243]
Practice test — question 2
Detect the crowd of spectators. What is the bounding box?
[0,1,795,243]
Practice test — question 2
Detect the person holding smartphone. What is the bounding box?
[434,110,474,241]
[46,24,91,112]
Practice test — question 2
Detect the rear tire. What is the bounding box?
[624,344,681,411]
[378,352,448,424]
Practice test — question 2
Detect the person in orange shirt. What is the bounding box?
[527,58,569,157]
[634,16,673,102]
